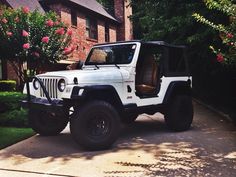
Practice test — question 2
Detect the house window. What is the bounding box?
[71,9,77,27]
[86,17,98,40]
[0,60,2,80]
[105,23,110,42]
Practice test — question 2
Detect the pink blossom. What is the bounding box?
[216,53,224,63]
[55,28,65,35]
[2,18,7,24]
[22,6,30,14]
[32,52,40,57]
[22,30,29,37]
[23,43,30,49]
[41,36,49,43]
[67,29,73,36]
[71,38,78,43]
[71,45,76,51]
[45,19,54,27]
[14,17,20,23]
[6,31,13,36]
[228,42,234,46]
[63,47,72,55]
[54,21,60,25]
[226,33,234,39]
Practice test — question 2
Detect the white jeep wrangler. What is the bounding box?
[22,40,193,150]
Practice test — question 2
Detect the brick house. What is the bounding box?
[0,0,133,81]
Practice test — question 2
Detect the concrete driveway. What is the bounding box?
[0,102,235,177]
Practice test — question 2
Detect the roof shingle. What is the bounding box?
[68,0,117,22]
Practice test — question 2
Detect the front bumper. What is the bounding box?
[21,98,64,113]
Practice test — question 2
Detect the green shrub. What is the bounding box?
[0,92,26,113]
[0,80,16,91]
[0,109,28,127]
[0,92,28,127]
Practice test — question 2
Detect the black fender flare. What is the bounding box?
[70,85,123,110]
[163,80,192,105]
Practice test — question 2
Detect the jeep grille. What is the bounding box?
[40,78,58,99]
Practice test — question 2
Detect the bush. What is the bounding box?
[193,0,236,65]
[0,109,28,127]
[0,80,16,91]
[0,92,28,127]
[0,92,26,112]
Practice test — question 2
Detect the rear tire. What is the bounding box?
[29,109,68,136]
[70,101,121,150]
[165,95,193,131]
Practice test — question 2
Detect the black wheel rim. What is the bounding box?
[86,113,111,138]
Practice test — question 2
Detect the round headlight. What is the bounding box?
[58,79,66,92]
[33,79,40,90]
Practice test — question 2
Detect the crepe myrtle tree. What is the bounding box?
[0,6,75,86]
[193,0,236,65]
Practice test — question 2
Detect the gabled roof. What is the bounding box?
[41,0,118,22]
[2,0,45,13]
[69,0,117,22]
[3,0,118,22]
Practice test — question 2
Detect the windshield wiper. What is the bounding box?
[94,64,99,69]
[114,63,120,69]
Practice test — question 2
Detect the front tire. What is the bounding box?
[165,95,193,131]
[28,109,68,136]
[70,101,121,150]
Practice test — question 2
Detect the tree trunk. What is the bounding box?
[8,60,25,91]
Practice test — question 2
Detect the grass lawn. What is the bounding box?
[0,127,35,149]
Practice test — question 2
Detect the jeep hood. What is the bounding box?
[37,68,129,84]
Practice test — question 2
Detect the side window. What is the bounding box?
[152,48,163,64]
[71,9,77,27]
[168,47,186,73]
[105,23,110,42]
[86,17,98,40]
[137,45,163,69]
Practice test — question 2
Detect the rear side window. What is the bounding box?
[138,45,163,65]
[168,47,187,74]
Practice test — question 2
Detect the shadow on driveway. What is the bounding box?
[0,102,235,177]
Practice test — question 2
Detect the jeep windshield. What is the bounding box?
[85,44,136,65]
